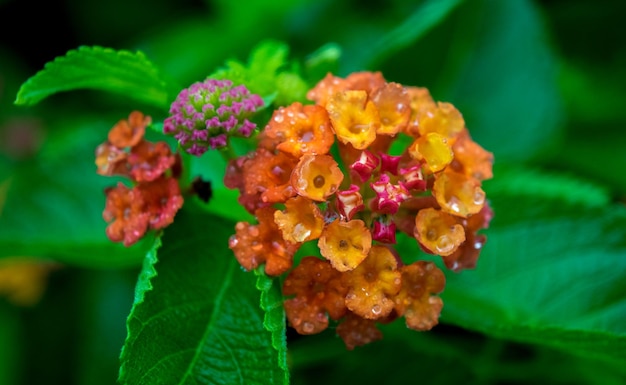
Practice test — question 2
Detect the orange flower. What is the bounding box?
[291,154,344,201]
[103,182,150,247]
[108,111,150,148]
[128,141,177,182]
[344,71,386,95]
[274,196,324,243]
[417,102,465,141]
[336,312,383,350]
[138,176,184,230]
[370,82,411,136]
[414,208,465,256]
[318,219,372,272]
[450,129,494,181]
[306,73,350,107]
[408,132,454,174]
[264,103,335,157]
[95,142,128,177]
[404,86,436,137]
[229,207,298,276]
[341,245,401,319]
[243,148,298,203]
[394,261,445,331]
[283,257,348,334]
[442,203,493,271]
[432,170,486,218]
[327,90,380,150]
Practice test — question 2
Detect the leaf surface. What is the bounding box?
[119,208,288,385]
[15,46,172,109]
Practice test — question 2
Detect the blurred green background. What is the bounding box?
[1,0,625,384]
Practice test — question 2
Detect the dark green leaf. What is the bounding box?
[344,0,465,71]
[119,208,288,385]
[429,185,626,365]
[15,46,172,109]
[0,117,151,268]
[442,0,564,162]
[0,303,20,385]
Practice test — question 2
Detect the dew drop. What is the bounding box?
[448,196,462,213]
[273,114,284,123]
[473,240,484,250]
[371,304,382,315]
[292,223,311,242]
[381,117,391,125]
[346,292,357,300]
[302,322,315,333]
[396,103,406,112]
[473,188,485,205]
[435,235,455,254]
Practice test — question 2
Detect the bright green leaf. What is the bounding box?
[254,267,288,373]
[119,208,288,385]
[15,46,172,109]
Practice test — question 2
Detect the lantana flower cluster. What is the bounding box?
[163,79,264,156]
[95,111,184,246]
[224,72,494,349]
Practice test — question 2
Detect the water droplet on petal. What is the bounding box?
[473,188,485,205]
[448,196,461,213]
[372,304,382,315]
[273,114,284,123]
[302,322,315,333]
[292,223,311,242]
[435,235,455,254]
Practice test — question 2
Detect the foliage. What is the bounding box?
[1,0,625,384]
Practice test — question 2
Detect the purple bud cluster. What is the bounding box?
[164,79,264,156]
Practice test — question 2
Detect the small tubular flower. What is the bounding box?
[283,257,348,334]
[433,170,486,218]
[336,312,383,350]
[414,208,465,256]
[370,82,411,135]
[335,185,364,221]
[291,154,343,202]
[442,203,493,271]
[350,150,379,183]
[103,182,150,247]
[274,196,324,243]
[163,79,264,155]
[95,143,128,177]
[108,111,150,148]
[450,129,494,181]
[318,219,372,272]
[408,132,454,174]
[370,174,410,215]
[138,177,184,230]
[394,261,445,331]
[342,245,401,320]
[229,207,298,276]
[404,86,436,137]
[264,103,334,157]
[327,90,380,150]
[128,141,177,182]
[417,102,465,140]
[243,148,298,204]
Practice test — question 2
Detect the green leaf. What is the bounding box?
[484,164,611,209]
[426,185,626,365]
[0,119,153,268]
[15,46,172,109]
[211,40,308,106]
[119,208,288,385]
[345,0,465,71]
[441,0,563,162]
[254,267,288,373]
[0,303,20,385]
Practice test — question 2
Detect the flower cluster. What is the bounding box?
[164,79,264,156]
[96,111,184,246]
[225,71,493,349]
